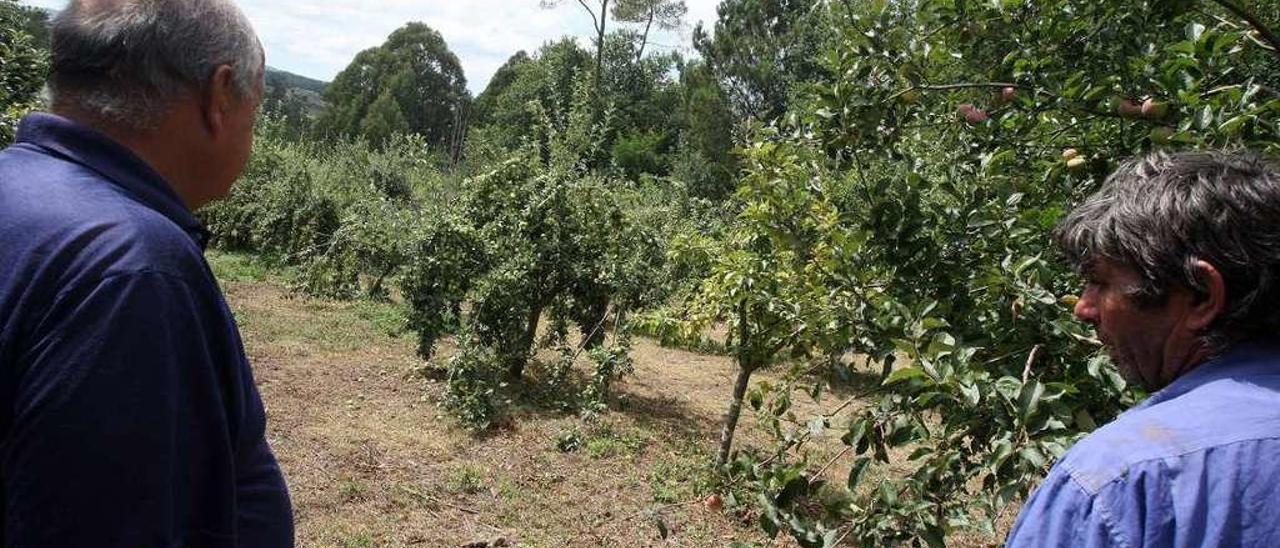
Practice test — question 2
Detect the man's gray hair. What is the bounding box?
[1056,150,1280,350]
[49,0,263,130]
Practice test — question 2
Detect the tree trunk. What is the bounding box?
[716,301,757,469]
[716,360,756,468]
[636,11,654,61]
[593,1,609,92]
[580,297,610,350]
[508,305,543,379]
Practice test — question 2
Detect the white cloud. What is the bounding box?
[20,0,723,94]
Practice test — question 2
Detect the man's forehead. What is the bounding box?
[1084,257,1142,280]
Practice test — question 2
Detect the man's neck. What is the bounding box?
[1159,340,1217,390]
[52,106,206,211]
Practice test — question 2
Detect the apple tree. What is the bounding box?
[701,0,1279,545]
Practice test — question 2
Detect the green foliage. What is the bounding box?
[612,130,668,179]
[467,32,720,184]
[471,50,531,127]
[693,0,829,121]
[202,118,451,301]
[317,22,469,150]
[694,0,1280,545]
[441,334,507,431]
[359,90,411,148]
[612,0,688,60]
[672,60,739,200]
[467,39,593,158]
[1,0,49,144]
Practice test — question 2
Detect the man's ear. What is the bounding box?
[201,65,238,137]
[1187,259,1227,331]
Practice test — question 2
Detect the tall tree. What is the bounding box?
[472,51,531,126]
[541,0,611,90]
[359,90,410,148]
[693,0,827,122]
[672,60,736,199]
[612,0,687,60]
[467,39,594,154]
[317,23,469,149]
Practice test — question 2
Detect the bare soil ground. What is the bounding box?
[211,252,1006,548]
[213,253,792,547]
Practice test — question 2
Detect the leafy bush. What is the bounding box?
[611,130,668,180]
[440,333,506,431]
[1,0,48,144]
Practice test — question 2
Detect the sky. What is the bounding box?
[20,0,723,95]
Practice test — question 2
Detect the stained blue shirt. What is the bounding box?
[1007,344,1280,547]
[0,113,293,547]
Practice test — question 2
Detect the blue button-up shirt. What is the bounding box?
[1008,344,1280,547]
[0,113,293,547]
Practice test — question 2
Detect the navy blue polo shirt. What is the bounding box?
[0,113,293,547]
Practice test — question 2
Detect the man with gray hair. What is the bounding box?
[1007,151,1280,547]
[0,0,292,546]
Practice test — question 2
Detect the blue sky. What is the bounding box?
[21,0,722,95]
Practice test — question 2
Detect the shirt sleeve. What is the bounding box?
[1005,467,1132,548]
[4,270,291,547]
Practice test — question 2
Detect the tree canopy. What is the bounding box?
[317,23,469,149]
[693,0,828,122]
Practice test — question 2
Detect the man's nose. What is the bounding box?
[1074,287,1099,324]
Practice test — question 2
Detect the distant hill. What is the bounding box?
[264,67,328,119]
[266,67,328,95]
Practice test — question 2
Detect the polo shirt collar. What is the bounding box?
[1141,342,1280,408]
[15,112,211,249]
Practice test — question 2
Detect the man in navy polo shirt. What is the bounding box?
[0,0,292,546]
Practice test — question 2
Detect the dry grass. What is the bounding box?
[213,253,796,547]
[211,252,1011,547]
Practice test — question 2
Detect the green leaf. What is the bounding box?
[842,419,869,449]
[776,476,811,508]
[1018,380,1045,419]
[922,524,947,548]
[1074,408,1099,431]
[879,481,899,506]
[1195,106,1215,130]
[884,366,927,385]
[1218,115,1250,135]
[1019,446,1047,468]
[847,457,872,489]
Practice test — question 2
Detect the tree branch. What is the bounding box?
[1210,0,1280,60]
[637,10,655,61]
[576,0,603,35]
[883,82,1021,104]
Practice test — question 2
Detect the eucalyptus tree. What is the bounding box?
[317,23,469,150]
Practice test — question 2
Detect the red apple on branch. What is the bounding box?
[958,103,989,124]
[1117,98,1143,118]
[1141,98,1169,119]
